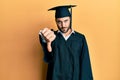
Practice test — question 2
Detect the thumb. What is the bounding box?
[47,42,52,52]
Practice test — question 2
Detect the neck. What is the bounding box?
[63,29,72,37]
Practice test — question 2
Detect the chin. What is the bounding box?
[61,29,68,33]
[59,27,70,33]
[62,31,67,33]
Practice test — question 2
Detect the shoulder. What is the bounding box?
[74,31,88,45]
[74,31,86,39]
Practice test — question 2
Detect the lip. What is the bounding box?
[62,27,67,29]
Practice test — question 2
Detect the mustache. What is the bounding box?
[61,27,68,29]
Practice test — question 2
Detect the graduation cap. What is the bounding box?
[48,5,76,18]
[48,5,76,29]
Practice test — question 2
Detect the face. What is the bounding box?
[56,16,71,33]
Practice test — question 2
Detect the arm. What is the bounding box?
[39,34,54,63]
[39,28,56,63]
[80,35,93,80]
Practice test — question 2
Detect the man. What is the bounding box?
[39,5,93,80]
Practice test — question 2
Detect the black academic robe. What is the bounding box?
[39,31,93,80]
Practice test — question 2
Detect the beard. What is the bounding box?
[59,27,70,33]
[58,24,71,33]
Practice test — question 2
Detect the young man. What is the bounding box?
[39,5,93,80]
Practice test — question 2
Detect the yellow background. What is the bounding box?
[0,0,120,80]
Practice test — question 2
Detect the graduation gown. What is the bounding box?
[39,31,93,80]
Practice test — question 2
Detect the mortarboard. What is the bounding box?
[48,5,76,18]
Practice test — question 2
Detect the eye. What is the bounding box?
[64,20,68,23]
[57,21,62,24]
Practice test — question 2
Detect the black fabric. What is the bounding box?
[39,31,93,80]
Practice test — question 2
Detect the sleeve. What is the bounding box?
[80,35,93,80]
[39,34,54,63]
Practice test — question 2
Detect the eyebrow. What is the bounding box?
[64,19,68,22]
[56,20,61,23]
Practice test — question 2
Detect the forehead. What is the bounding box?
[56,16,70,21]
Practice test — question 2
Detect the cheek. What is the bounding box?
[67,21,70,27]
[57,23,62,27]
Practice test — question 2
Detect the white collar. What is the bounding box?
[57,29,75,34]
[57,29,75,40]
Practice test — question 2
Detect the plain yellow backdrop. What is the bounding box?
[0,0,120,80]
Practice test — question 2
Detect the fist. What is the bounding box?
[40,28,56,43]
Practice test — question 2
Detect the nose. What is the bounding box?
[61,22,65,27]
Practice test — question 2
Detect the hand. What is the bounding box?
[41,28,56,43]
[40,28,56,52]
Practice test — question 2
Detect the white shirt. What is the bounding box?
[57,30,75,40]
